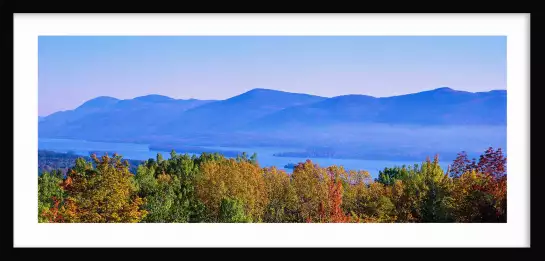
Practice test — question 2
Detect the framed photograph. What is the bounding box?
[12,13,531,247]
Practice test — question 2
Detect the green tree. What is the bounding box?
[219,198,252,223]
[250,153,258,165]
[134,152,207,222]
[376,165,410,185]
[407,156,455,222]
[38,170,65,222]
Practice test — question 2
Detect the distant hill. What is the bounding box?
[160,88,326,134]
[39,87,506,151]
[39,95,215,140]
[247,87,506,130]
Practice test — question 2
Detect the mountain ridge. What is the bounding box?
[39,87,507,148]
[45,87,506,115]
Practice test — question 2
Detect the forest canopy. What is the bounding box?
[38,147,506,223]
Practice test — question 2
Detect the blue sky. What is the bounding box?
[39,36,506,116]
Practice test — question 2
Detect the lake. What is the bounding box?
[38,138,450,179]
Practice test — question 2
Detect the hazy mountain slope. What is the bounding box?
[248,87,506,131]
[161,88,327,134]
[39,95,214,139]
[38,87,506,148]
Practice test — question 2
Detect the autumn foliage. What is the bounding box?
[38,147,507,223]
[39,154,147,223]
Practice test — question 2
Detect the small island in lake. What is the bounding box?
[284,163,296,169]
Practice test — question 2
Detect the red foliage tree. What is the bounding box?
[450,151,477,178]
[327,170,350,223]
[451,147,507,222]
[449,147,506,179]
[328,178,349,223]
[306,170,351,223]
[476,147,506,179]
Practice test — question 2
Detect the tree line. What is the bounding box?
[38,150,143,176]
[38,148,506,223]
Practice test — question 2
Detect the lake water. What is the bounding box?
[38,138,450,179]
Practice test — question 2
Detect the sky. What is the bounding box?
[39,36,506,116]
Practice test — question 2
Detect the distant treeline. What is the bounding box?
[148,144,245,158]
[38,150,144,175]
[273,147,462,162]
[38,148,506,223]
[151,143,463,162]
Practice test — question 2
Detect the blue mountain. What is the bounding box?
[160,88,326,134]
[247,87,506,130]
[39,95,215,140]
[38,87,506,147]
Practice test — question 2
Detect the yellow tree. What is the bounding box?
[337,169,370,219]
[263,166,298,222]
[291,160,329,222]
[196,158,268,222]
[58,154,147,223]
[451,169,506,222]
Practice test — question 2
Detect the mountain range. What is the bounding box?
[247,87,506,130]
[39,87,506,152]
